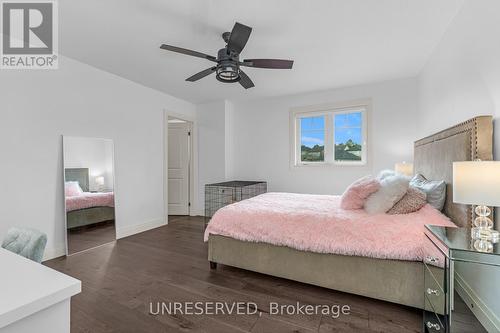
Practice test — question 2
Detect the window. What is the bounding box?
[334,111,363,162]
[291,102,367,166]
[300,116,325,162]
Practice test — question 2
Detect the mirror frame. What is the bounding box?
[62,135,117,256]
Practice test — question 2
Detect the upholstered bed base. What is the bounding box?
[67,206,115,229]
[208,235,424,308]
[207,116,493,310]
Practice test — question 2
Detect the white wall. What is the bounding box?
[227,77,418,195]
[0,55,196,260]
[417,1,500,329]
[63,137,114,191]
[196,100,227,214]
[224,101,236,181]
[418,0,500,158]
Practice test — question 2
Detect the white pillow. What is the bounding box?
[65,181,83,197]
[364,175,410,214]
[377,169,396,180]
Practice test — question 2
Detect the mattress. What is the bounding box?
[65,192,115,212]
[204,192,455,262]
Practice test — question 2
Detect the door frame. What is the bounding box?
[163,110,197,224]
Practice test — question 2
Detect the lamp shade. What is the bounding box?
[395,162,413,176]
[453,161,500,206]
[95,176,105,186]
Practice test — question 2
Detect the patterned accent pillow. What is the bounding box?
[388,187,427,215]
[340,176,381,210]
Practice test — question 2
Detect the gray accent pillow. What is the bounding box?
[409,174,446,211]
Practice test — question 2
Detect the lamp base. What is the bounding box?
[471,227,499,243]
[473,239,494,253]
[474,205,493,229]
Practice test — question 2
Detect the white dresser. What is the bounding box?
[0,248,81,333]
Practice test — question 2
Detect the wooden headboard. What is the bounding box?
[65,168,90,192]
[413,116,493,228]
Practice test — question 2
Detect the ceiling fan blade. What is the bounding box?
[160,44,217,62]
[241,59,294,69]
[238,70,255,89]
[186,67,216,82]
[227,22,252,54]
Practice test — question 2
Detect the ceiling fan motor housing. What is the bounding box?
[216,48,240,83]
[222,31,231,43]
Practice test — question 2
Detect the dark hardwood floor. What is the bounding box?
[67,221,116,255]
[45,216,422,333]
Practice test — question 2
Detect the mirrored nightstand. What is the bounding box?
[423,225,499,333]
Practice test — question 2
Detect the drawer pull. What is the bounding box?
[425,256,439,264]
[426,288,440,296]
[426,321,441,331]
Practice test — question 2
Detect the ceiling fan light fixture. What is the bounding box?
[216,62,240,83]
[160,22,293,89]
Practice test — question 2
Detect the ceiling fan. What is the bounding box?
[160,22,294,89]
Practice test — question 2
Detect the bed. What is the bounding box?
[65,168,115,230]
[205,116,493,309]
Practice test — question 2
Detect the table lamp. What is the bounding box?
[95,176,105,191]
[395,162,413,176]
[453,161,500,243]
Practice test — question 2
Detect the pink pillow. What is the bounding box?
[65,181,83,197]
[340,176,381,210]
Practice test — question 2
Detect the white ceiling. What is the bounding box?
[59,0,463,103]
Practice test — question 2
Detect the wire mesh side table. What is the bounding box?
[204,181,267,225]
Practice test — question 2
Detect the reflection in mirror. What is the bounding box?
[63,136,116,255]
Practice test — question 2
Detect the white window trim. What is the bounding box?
[289,99,370,168]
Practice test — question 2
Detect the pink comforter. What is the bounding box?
[66,192,115,212]
[204,192,455,262]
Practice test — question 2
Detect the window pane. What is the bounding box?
[334,112,363,161]
[300,116,325,162]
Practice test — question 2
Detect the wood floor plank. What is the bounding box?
[252,314,317,333]
[318,307,370,333]
[67,221,116,254]
[45,216,422,333]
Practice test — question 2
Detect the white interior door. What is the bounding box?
[168,122,190,215]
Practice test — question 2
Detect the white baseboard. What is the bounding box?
[190,208,204,217]
[43,245,66,261]
[42,218,167,262]
[116,218,167,239]
[455,273,500,332]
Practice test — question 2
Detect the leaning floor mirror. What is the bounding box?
[63,136,116,255]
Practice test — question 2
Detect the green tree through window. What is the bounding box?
[300,116,325,162]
